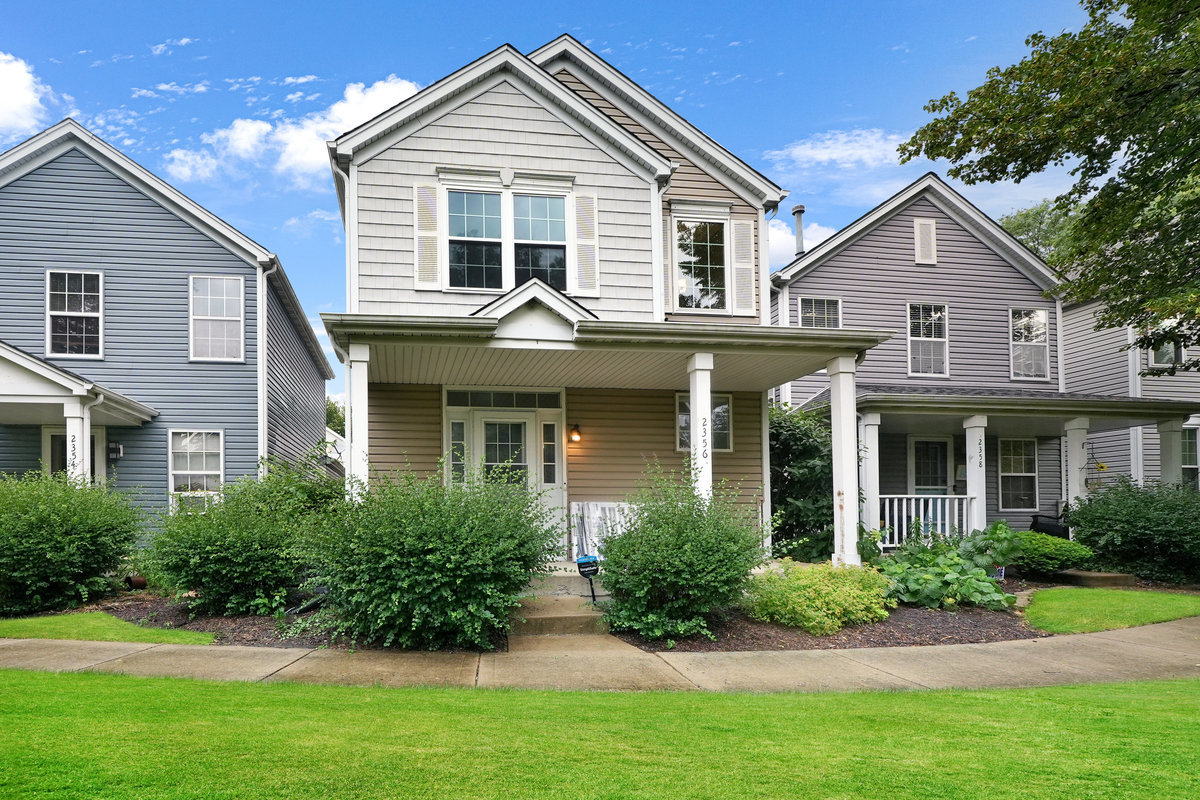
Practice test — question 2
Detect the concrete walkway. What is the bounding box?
[2,615,1199,693]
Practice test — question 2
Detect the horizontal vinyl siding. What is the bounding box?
[1062,302,1130,394]
[367,383,443,477]
[0,425,43,475]
[565,388,763,510]
[786,197,1059,389]
[356,80,655,320]
[1087,428,1135,483]
[0,148,259,511]
[265,282,326,465]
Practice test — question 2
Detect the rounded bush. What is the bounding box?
[742,560,893,635]
[599,463,764,641]
[0,471,141,616]
[1010,530,1093,576]
[306,467,560,650]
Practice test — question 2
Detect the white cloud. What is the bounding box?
[162,148,218,181]
[155,80,209,94]
[0,52,52,142]
[767,217,838,269]
[151,37,196,56]
[765,128,908,172]
[283,208,342,240]
[167,74,420,190]
[285,91,305,103]
[283,75,318,85]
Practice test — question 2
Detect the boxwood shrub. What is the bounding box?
[305,466,561,650]
[742,560,894,635]
[0,471,141,616]
[599,462,764,641]
[1010,530,1094,577]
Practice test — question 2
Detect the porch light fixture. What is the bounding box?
[569,424,582,443]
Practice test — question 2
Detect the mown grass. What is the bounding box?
[1,669,1198,799]
[1025,588,1200,634]
[0,611,213,645]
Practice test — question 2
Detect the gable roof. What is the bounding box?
[529,35,786,208]
[0,119,333,379]
[470,278,599,323]
[329,44,672,185]
[770,172,1060,291]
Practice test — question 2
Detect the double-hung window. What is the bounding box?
[998,439,1039,511]
[676,393,733,452]
[46,270,102,357]
[1184,428,1199,490]
[1150,340,1184,369]
[514,194,567,291]
[797,297,841,328]
[190,276,244,361]
[908,303,948,376]
[1011,308,1050,379]
[169,430,223,511]
[448,190,503,290]
[675,219,727,311]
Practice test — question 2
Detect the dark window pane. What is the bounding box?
[515,244,567,291]
[49,272,65,293]
[536,393,560,408]
[446,390,470,406]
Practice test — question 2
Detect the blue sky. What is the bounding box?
[1,0,1087,397]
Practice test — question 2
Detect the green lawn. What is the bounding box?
[1,670,1198,799]
[1025,588,1200,634]
[0,611,213,645]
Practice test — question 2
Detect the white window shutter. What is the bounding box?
[914,218,937,264]
[663,215,674,310]
[413,183,441,289]
[731,219,756,315]
[573,194,600,297]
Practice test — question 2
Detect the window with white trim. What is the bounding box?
[908,303,948,376]
[1149,340,1184,369]
[676,393,732,452]
[47,271,102,357]
[797,297,841,328]
[1184,428,1198,490]
[448,190,503,290]
[1011,308,1050,379]
[190,276,244,361]
[514,195,567,291]
[999,439,1039,511]
[675,219,727,311]
[169,430,223,511]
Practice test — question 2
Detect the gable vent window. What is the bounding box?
[514,194,567,291]
[448,191,503,290]
[47,270,102,357]
[908,302,948,376]
[914,218,937,264]
[798,297,841,328]
[1011,308,1050,379]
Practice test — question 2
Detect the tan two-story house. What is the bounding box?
[321,37,889,562]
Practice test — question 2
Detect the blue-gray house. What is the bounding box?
[0,119,334,512]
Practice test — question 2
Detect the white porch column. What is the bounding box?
[1064,417,1090,506]
[62,397,90,482]
[860,413,881,532]
[1158,418,1185,485]
[687,352,714,499]
[828,355,861,566]
[963,415,988,532]
[347,343,371,496]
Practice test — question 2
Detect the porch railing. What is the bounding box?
[877,495,976,549]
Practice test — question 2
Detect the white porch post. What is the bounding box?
[1158,418,1185,485]
[347,343,371,496]
[1064,417,1090,506]
[62,397,89,482]
[860,412,881,532]
[828,355,861,566]
[687,352,714,499]
[963,415,988,532]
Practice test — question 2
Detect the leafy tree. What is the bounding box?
[769,403,834,561]
[325,397,345,436]
[999,199,1081,265]
[901,0,1200,374]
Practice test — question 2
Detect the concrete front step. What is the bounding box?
[530,564,610,600]
[511,596,608,636]
[1056,569,1137,588]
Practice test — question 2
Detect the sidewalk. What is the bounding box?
[2,615,1198,693]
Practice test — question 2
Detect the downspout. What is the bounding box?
[330,158,354,314]
[82,393,105,481]
[257,257,279,475]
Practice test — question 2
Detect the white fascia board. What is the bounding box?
[0,341,90,393]
[334,46,669,181]
[470,279,598,323]
[530,38,786,206]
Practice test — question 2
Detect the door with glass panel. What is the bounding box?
[908,437,954,532]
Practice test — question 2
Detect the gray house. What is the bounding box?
[0,120,333,511]
[771,173,1197,543]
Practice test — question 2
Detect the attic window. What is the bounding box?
[914,218,937,265]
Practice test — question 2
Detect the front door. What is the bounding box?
[42,426,106,479]
[909,437,953,495]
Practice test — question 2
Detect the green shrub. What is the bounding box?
[1065,478,1200,582]
[599,462,764,641]
[742,560,894,635]
[0,471,141,615]
[305,465,560,650]
[769,404,834,561]
[877,523,1018,611]
[146,451,341,616]
[1010,531,1094,576]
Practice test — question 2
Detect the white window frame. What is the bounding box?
[675,392,733,453]
[796,296,842,329]
[1183,426,1199,491]
[438,175,576,295]
[45,269,104,360]
[1009,307,1051,381]
[998,438,1040,512]
[1148,341,1184,369]
[440,386,566,489]
[189,275,245,363]
[671,203,732,315]
[906,302,950,378]
[168,429,225,512]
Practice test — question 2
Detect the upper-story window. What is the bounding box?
[190,276,244,361]
[797,297,841,328]
[448,191,503,290]
[46,270,102,358]
[676,219,727,311]
[1011,308,1050,380]
[908,303,948,376]
[513,194,567,291]
[1149,340,1184,369]
[669,201,756,317]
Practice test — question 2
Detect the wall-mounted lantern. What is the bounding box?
[569,424,582,443]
